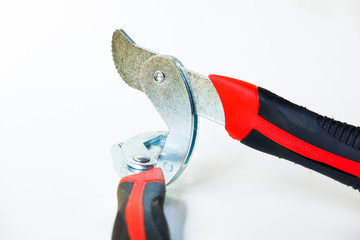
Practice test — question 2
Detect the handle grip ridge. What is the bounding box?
[317,116,360,149]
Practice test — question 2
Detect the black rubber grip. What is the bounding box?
[242,87,360,190]
[112,169,170,240]
[257,87,360,161]
[242,130,360,189]
[112,182,133,240]
[143,182,169,240]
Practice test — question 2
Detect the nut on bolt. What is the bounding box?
[133,155,151,163]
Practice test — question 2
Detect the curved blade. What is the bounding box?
[112,29,225,125]
[112,29,156,91]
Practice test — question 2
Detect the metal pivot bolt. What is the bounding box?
[153,70,165,83]
[112,131,167,178]
[133,155,150,163]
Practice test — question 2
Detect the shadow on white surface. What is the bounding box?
[164,193,187,240]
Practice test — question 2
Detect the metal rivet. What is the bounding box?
[133,155,151,163]
[163,161,173,172]
[153,70,165,83]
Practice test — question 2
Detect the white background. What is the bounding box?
[1,0,360,239]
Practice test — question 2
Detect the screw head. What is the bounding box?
[133,155,151,163]
[153,70,165,83]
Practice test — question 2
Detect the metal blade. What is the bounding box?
[112,29,225,125]
[112,29,156,91]
[185,70,225,125]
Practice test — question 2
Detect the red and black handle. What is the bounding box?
[112,168,170,240]
[209,75,360,190]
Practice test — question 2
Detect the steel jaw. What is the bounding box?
[111,30,197,184]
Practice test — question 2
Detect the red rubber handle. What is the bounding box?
[112,168,170,240]
[209,74,360,189]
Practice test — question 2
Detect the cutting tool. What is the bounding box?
[110,29,360,240]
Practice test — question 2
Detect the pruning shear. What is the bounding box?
[110,29,360,240]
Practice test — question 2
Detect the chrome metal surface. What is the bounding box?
[133,155,150,163]
[139,55,197,184]
[153,70,165,83]
[185,70,225,125]
[112,131,167,179]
